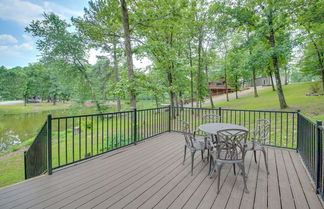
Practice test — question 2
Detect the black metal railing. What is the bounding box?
[319,125,324,199]
[24,121,48,179]
[170,107,298,149]
[48,107,169,169]
[297,113,323,197]
[24,105,323,200]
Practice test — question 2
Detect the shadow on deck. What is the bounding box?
[0,132,323,209]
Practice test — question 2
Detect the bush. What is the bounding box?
[309,82,322,94]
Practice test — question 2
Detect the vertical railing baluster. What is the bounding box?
[96,115,99,154]
[102,115,104,152]
[275,113,277,146]
[85,116,88,157]
[65,118,67,164]
[47,114,52,175]
[134,108,137,144]
[72,117,74,162]
[106,114,110,151]
[58,119,60,167]
[91,116,93,155]
[79,117,81,160]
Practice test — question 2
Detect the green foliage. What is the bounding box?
[309,82,322,94]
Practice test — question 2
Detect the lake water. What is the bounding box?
[0,108,98,152]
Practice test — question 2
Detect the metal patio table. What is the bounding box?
[198,123,249,144]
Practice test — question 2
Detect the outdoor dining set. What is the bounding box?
[181,114,270,194]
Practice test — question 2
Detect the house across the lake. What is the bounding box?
[208,78,233,96]
[244,75,287,87]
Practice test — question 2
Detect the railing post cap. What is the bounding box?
[297,109,301,113]
[316,120,322,125]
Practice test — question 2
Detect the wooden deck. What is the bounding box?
[0,132,323,209]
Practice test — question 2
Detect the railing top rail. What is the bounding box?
[51,106,170,120]
[173,106,298,114]
[137,106,169,112]
[51,110,134,120]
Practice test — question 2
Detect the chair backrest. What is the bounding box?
[180,120,194,148]
[254,119,270,143]
[202,114,221,124]
[216,129,248,161]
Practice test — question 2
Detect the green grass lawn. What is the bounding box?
[0,102,72,114]
[206,82,324,121]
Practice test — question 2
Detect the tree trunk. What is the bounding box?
[224,50,229,102]
[268,8,288,109]
[321,70,324,91]
[309,35,324,91]
[284,66,288,85]
[204,52,214,108]
[189,43,194,108]
[154,95,159,108]
[235,75,238,99]
[197,28,203,107]
[249,47,258,97]
[113,42,121,111]
[53,94,56,105]
[120,0,136,110]
[252,67,258,97]
[179,91,184,109]
[268,67,276,91]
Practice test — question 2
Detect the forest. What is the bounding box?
[0,0,323,111]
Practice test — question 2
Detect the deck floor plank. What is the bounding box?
[0,132,322,209]
[282,149,309,209]
[254,150,268,209]
[275,148,296,209]
[267,148,281,209]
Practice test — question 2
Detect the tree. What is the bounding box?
[73,0,124,111]
[26,13,103,112]
[120,0,137,110]
[293,0,323,90]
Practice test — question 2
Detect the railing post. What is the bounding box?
[218,107,222,122]
[316,120,323,194]
[133,108,137,145]
[168,105,171,132]
[296,110,301,153]
[47,114,52,175]
[24,151,27,179]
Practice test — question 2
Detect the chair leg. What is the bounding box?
[254,150,257,163]
[207,149,210,163]
[238,163,249,193]
[183,145,186,165]
[208,154,214,177]
[201,150,204,161]
[217,163,223,194]
[233,164,236,175]
[191,152,195,176]
[261,148,270,174]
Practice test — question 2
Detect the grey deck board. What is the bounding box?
[0,132,322,209]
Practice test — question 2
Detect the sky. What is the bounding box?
[0,0,151,69]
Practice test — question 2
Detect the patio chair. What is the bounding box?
[245,119,270,174]
[209,129,249,194]
[181,120,206,176]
